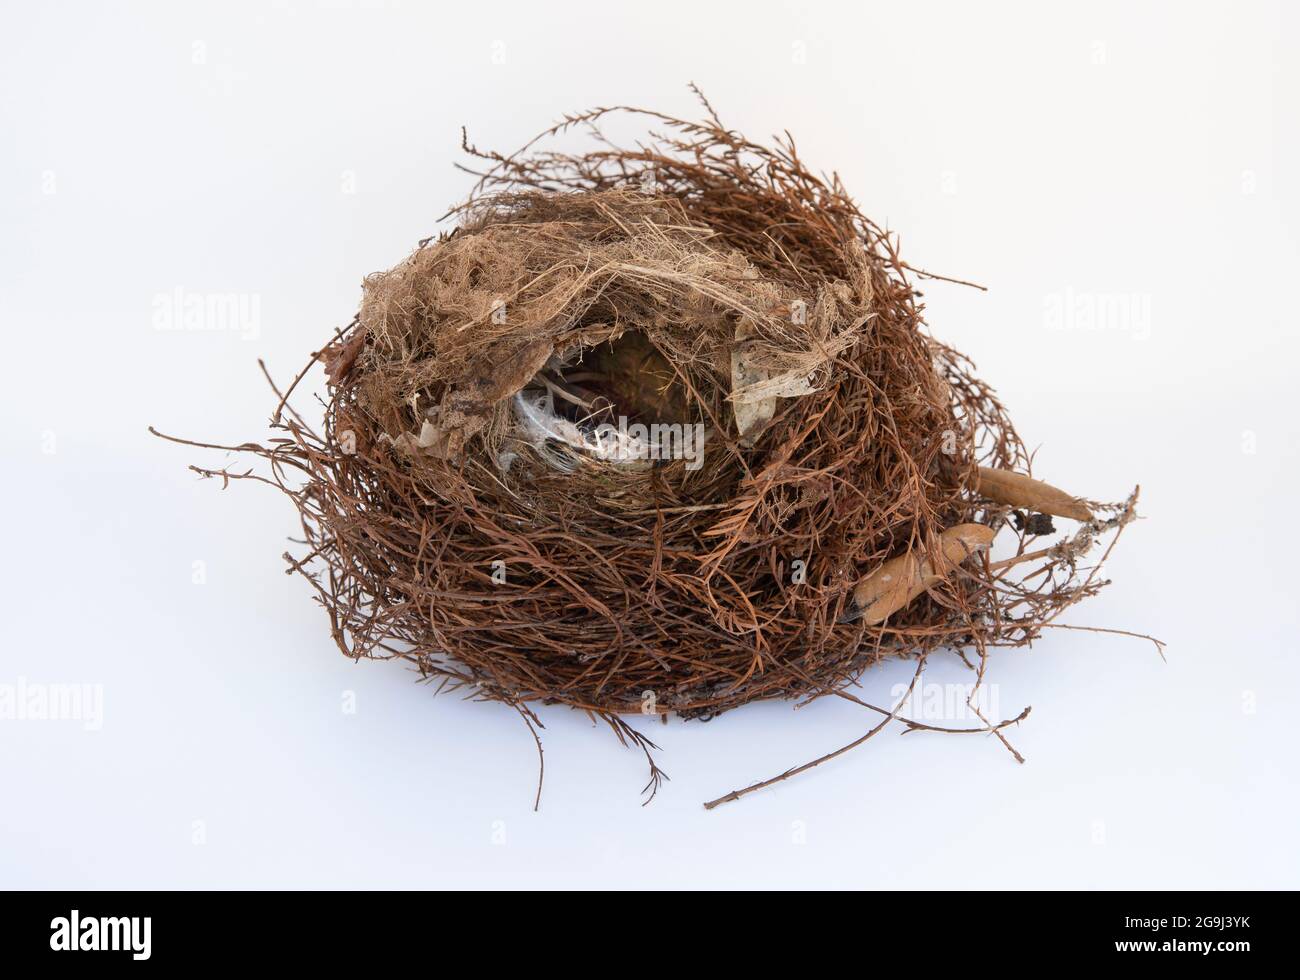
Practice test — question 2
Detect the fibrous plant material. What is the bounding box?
[156,90,1154,808]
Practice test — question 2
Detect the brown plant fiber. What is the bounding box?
[156,94,1151,808]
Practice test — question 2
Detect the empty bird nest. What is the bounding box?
[156,94,1152,808]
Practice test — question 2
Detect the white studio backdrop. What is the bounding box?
[1,0,1297,888]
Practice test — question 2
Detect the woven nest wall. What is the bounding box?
[160,96,1146,807]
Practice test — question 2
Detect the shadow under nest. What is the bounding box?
[160,97,1147,808]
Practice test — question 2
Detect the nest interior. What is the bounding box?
[169,98,1141,803]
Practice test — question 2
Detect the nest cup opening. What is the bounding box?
[512,330,703,470]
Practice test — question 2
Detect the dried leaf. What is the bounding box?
[319,328,367,386]
[852,524,996,624]
[974,467,1093,522]
[730,370,817,404]
[730,321,774,442]
[478,338,554,404]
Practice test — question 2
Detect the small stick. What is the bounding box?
[702,658,929,810]
[987,545,1056,573]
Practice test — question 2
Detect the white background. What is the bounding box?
[2,0,1297,889]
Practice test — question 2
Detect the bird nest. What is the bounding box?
[158,96,1148,807]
